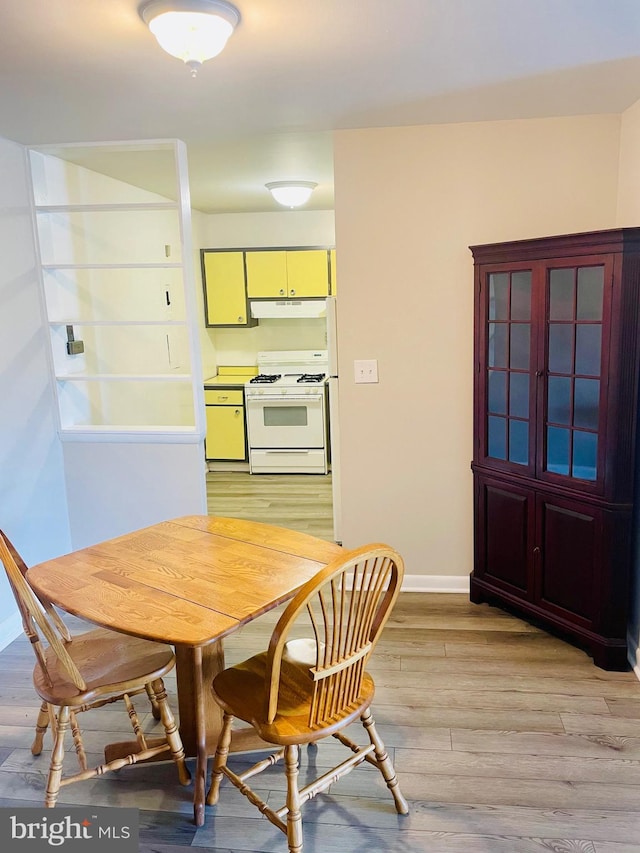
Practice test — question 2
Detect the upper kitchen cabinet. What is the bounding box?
[201,249,256,327]
[470,228,640,670]
[245,248,331,298]
[28,140,203,440]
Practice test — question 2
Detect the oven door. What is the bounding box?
[246,394,325,449]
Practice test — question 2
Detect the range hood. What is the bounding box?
[250,299,327,319]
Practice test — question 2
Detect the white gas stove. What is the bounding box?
[245,351,329,474]
[244,350,329,397]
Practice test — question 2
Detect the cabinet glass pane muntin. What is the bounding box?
[484,269,532,467]
[544,264,604,482]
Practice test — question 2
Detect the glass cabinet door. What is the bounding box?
[485,269,533,469]
[543,263,605,484]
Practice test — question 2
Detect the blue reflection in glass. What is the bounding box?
[547,376,571,425]
[573,431,597,480]
[510,324,530,370]
[511,272,531,321]
[549,268,575,321]
[548,324,573,374]
[509,420,528,465]
[547,426,570,475]
[576,267,604,321]
[488,324,508,368]
[574,379,599,430]
[488,416,506,460]
[489,274,509,321]
[575,325,602,376]
[509,373,529,418]
[488,370,507,415]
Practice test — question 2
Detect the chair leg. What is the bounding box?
[31,701,50,756]
[206,711,233,805]
[284,744,303,853]
[45,705,69,808]
[361,708,409,815]
[145,681,162,720]
[69,710,88,771]
[151,678,191,786]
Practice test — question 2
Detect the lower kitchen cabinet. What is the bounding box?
[472,472,630,670]
[204,389,246,461]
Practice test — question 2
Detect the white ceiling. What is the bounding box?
[3,0,640,213]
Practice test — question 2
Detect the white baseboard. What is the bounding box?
[401,574,470,593]
[0,611,23,653]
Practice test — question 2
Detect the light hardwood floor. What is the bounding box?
[206,471,335,541]
[1,475,639,851]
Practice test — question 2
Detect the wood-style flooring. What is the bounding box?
[206,471,334,541]
[1,474,639,851]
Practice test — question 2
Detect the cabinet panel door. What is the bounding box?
[475,476,535,597]
[535,494,601,626]
[245,251,287,298]
[286,250,329,297]
[205,405,246,460]
[203,251,248,326]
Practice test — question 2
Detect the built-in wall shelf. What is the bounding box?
[29,139,203,439]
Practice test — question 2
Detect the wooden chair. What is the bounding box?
[0,530,191,806]
[206,543,409,852]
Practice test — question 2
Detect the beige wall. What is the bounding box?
[333,114,621,578]
[617,97,640,671]
[617,98,640,225]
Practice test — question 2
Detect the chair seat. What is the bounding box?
[34,627,175,705]
[212,652,375,746]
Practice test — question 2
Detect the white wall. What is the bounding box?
[333,114,621,581]
[0,137,71,648]
[616,97,640,673]
[30,149,207,549]
[199,210,335,369]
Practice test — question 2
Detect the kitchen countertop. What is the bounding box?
[204,366,257,387]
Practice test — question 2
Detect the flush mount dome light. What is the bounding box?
[139,0,240,76]
[265,181,318,208]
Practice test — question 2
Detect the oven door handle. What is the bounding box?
[246,395,323,403]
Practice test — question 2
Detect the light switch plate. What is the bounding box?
[354,359,379,383]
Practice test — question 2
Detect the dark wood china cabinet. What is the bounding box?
[470,228,640,670]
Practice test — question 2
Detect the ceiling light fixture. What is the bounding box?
[139,0,240,77]
[265,181,318,209]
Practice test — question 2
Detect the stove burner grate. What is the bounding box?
[297,373,326,383]
[250,374,282,384]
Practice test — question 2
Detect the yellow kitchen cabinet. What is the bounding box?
[205,389,246,460]
[286,249,330,297]
[245,249,330,298]
[202,250,256,327]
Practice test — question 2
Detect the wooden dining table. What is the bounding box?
[26,514,344,825]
